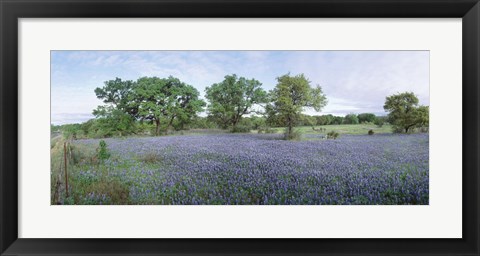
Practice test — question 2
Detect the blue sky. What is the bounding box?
[51,50,429,125]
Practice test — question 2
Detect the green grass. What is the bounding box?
[269,124,393,135]
[51,137,131,205]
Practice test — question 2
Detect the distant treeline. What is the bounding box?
[51,113,387,139]
[272,113,387,127]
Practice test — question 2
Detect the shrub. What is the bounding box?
[70,143,96,165]
[358,113,377,123]
[327,130,340,139]
[374,118,385,127]
[368,129,375,135]
[89,128,110,139]
[97,140,110,162]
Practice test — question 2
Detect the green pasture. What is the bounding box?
[268,124,393,135]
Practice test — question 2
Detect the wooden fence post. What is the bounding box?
[64,141,69,197]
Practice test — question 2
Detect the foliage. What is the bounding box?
[383,92,429,133]
[134,76,205,135]
[312,114,355,126]
[205,74,267,130]
[190,116,218,129]
[51,124,61,134]
[92,108,137,137]
[267,73,327,140]
[343,113,359,124]
[69,143,98,165]
[357,113,377,123]
[315,114,334,125]
[61,123,82,140]
[94,77,138,117]
[374,116,386,127]
[97,140,111,162]
[249,116,266,130]
[169,83,207,131]
[331,116,344,125]
[93,77,139,136]
[368,129,375,135]
[299,114,317,126]
[93,76,205,136]
[327,130,340,139]
[414,106,429,129]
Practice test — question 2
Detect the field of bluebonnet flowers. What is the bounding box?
[65,133,429,205]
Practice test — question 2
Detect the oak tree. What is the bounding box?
[205,74,267,130]
[268,73,327,140]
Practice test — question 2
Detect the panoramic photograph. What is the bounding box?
[51,50,429,205]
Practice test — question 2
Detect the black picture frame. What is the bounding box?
[1,0,479,255]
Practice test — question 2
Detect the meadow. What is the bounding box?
[269,124,393,136]
[51,124,429,205]
[50,52,431,205]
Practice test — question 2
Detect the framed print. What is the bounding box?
[1,0,479,255]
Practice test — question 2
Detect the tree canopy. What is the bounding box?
[133,76,205,135]
[343,113,359,124]
[94,78,138,117]
[267,73,327,140]
[357,113,377,123]
[205,74,267,130]
[94,76,205,136]
[76,75,429,139]
[383,92,429,133]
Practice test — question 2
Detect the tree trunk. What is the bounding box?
[155,119,160,136]
[405,124,415,134]
[168,116,175,135]
[287,115,293,139]
[232,119,238,129]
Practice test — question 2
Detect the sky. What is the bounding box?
[51,50,429,125]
